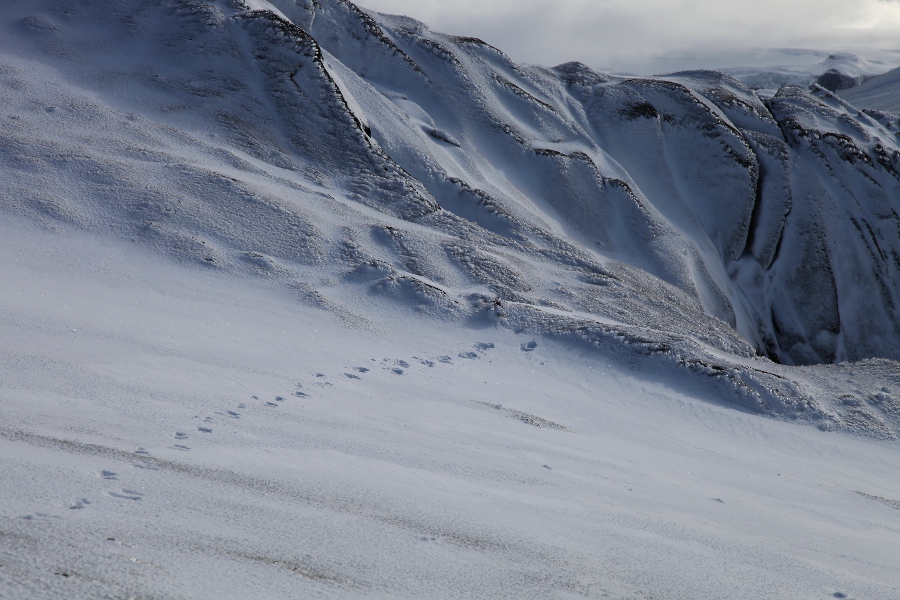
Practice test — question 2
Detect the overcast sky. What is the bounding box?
[358,0,900,73]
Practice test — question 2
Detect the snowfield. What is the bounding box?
[840,64,900,114]
[3,220,900,599]
[2,0,900,598]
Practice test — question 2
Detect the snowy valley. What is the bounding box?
[2,1,900,598]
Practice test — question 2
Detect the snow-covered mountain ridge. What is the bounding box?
[3,0,900,439]
[723,50,900,93]
[5,2,900,597]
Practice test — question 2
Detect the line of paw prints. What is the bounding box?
[328,340,534,380]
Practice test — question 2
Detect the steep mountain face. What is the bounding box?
[4,0,900,432]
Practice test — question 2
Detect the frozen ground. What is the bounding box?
[3,0,900,597]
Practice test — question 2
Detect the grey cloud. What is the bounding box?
[359,0,900,73]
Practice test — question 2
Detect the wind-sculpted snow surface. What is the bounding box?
[3,0,900,438]
[6,2,900,598]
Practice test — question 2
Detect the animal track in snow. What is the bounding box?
[109,489,142,501]
[19,513,61,521]
[307,373,333,388]
[69,498,91,510]
[378,358,410,375]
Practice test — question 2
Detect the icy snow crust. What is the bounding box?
[2,1,900,596]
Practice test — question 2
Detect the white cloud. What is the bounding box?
[358,0,900,73]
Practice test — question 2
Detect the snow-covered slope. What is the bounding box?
[4,217,900,600]
[4,1,900,597]
[840,65,900,113]
[5,0,900,373]
[2,0,900,425]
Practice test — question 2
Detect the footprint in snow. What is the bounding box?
[312,374,334,388]
[226,411,240,418]
[354,367,370,373]
[458,351,479,359]
[275,396,285,402]
[170,444,190,451]
[438,355,452,364]
[293,391,309,398]
[109,489,142,501]
[474,342,495,351]
[132,463,158,471]
[174,432,188,440]
[198,427,212,433]
[99,470,118,480]
[521,340,538,352]
[264,402,278,407]
[69,498,91,510]
[344,373,362,380]
[392,368,404,375]
[19,513,62,521]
